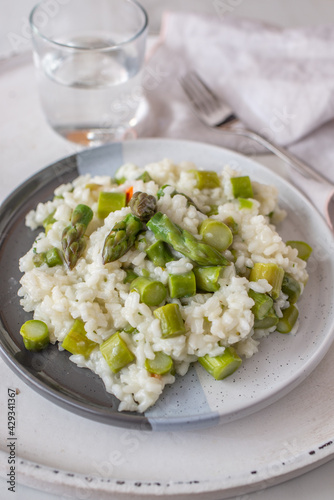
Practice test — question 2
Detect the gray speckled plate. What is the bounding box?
[1,138,334,431]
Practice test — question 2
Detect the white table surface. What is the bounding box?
[0,1,334,499]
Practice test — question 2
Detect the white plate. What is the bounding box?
[1,139,334,498]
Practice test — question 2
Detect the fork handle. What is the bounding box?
[226,127,333,186]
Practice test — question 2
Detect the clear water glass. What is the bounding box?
[30,0,148,146]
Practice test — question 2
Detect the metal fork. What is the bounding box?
[180,71,331,186]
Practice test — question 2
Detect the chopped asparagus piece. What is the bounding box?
[131,277,167,306]
[199,219,233,252]
[231,176,253,199]
[154,303,186,338]
[129,191,157,222]
[277,305,299,333]
[248,289,273,320]
[145,351,174,375]
[102,213,143,264]
[62,319,97,357]
[45,247,63,267]
[42,211,56,229]
[194,266,223,292]
[123,324,137,334]
[254,307,279,329]
[249,262,284,299]
[238,198,253,210]
[198,347,242,380]
[136,171,152,182]
[32,252,47,267]
[20,319,49,351]
[286,240,313,261]
[97,192,126,219]
[62,204,93,270]
[190,170,220,189]
[85,182,103,190]
[146,240,174,267]
[206,204,218,216]
[168,271,196,299]
[115,176,127,185]
[223,216,239,235]
[281,273,301,304]
[100,332,135,373]
[147,212,229,267]
[123,268,139,284]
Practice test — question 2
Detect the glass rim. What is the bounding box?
[29,0,148,51]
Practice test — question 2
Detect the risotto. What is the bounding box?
[18,159,309,413]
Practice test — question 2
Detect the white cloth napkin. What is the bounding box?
[137,13,334,226]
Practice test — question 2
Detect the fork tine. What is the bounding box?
[180,70,237,127]
[180,71,218,115]
[188,72,221,106]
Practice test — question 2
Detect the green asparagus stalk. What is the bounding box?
[198,347,242,380]
[147,212,229,266]
[62,319,97,357]
[190,170,220,189]
[100,332,135,373]
[168,271,196,299]
[193,266,224,292]
[62,204,93,269]
[153,303,186,338]
[248,289,273,320]
[199,219,233,252]
[253,307,279,329]
[281,273,301,304]
[145,351,174,375]
[146,240,174,267]
[223,216,239,235]
[102,213,144,264]
[20,320,49,351]
[231,176,253,199]
[276,305,299,334]
[42,210,56,234]
[45,247,63,267]
[249,262,284,299]
[286,240,313,261]
[131,276,167,306]
[97,192,126,219]
[129,192,157,222]
[123,268,139,284]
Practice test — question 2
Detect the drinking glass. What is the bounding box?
[30,0,148,145]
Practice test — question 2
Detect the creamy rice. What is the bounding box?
[18,160,308,412]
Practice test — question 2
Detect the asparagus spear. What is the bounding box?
[154,303,186,338]
[286,240,313,261]
[100,332,135,373]
[145,351,174,375]
[198,347,242,380]
[129,191,157,222]
[276,304,299,334]
[231,176,253,199]
[131,276,167,306]
[147,212,229,266]
[199,219,233,252]
[20,320,49,351]
[168,271,196,299]
[102,213,144,264]
[62,204,93,270]
[190,170,220,189]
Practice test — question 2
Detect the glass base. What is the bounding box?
[54,125,138,146]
